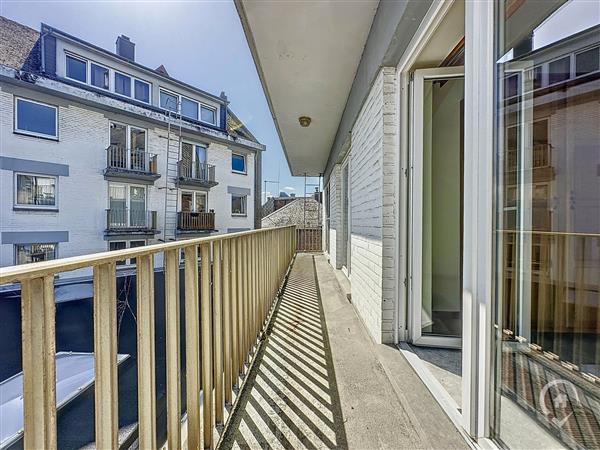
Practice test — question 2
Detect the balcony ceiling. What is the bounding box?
[235,0,379,176]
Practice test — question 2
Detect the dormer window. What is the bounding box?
[91,63,109,90]
[115,72,131,97]
[181,97,199,119]
[66,54,87,83]
[201,105,216,125]
[160,89,178,112]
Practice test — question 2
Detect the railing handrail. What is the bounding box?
[106,145,158,159]
[0,226,295,284]
[497,229,600,238]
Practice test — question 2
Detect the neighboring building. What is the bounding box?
[237,1,599,449]
[261,196,322,228]
[261,193,296,217]
[0,17,264,273]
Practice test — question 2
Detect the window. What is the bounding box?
[181,191,207,212]
[181,97,199,119]
[115,72,131,97]
[15,174,57,208]
[134,79,150,103]
[65,54,86,82]
[109,240,145,265]
[91,63,109,90]
[575,46,599,77]
[15,243,56,265]
[548,56,571,85]
[231,194,246,216]
[160,90,178,112]
[232,153,246,173]
[200,105,216,125]
[15,98,58,138]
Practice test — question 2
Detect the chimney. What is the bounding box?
[116,35,135,61]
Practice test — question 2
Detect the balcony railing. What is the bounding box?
[106,208,157,232]
[178,211,215,231]
[0,226,296,449]
[177,161,217,188]
[104,146,160,182]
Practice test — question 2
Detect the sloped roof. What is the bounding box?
[261,197,322,228]
[0,16,260,145]
[0,16,41,72]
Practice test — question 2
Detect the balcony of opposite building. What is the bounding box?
[103,146,161,184]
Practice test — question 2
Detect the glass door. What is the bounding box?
[181,142,193,178]
[130,127,146,171]
[195,145,207,180]
[129,186,146,227]
[109,184,127,227]
[410,67,464,348]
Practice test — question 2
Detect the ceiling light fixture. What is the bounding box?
[298,116,311,127]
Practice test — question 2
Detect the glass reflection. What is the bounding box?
[494,1,600,449]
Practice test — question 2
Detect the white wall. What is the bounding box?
[0,83,257,276]
[332,67,397,344]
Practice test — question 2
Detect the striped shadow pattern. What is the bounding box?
[220,254,347,449]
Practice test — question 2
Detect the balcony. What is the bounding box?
[177,210,216,234]
[104,146,161,184]
[105,208,158,236]
[0,227,466,450]
[177,160,218,189]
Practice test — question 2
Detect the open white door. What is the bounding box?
[410,66,464,348]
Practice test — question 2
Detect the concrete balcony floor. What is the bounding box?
[220,254,468,449]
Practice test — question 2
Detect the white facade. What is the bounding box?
[0,23,263,275]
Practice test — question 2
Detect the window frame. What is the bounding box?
[179,190,208,213]
[159,88,219,125]
[90,61,110,90]
[14,172,59,210]
[14,97,59,140]
[108,239,146,266]
[231,194,247,217]
[133,78,151,104]
[574,45,600,79]
[114,71,132,98]
[65,53,88,83]
[14,242,58,265]
[200,104,217,125]
[231,153,247,174]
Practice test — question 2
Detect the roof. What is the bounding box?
[0,16,260,145]
[261,197,322,228]
[0,16,40,72]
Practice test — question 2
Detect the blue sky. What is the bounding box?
[0,0,320,201]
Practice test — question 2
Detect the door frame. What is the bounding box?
[409,66,464,349]
[340,156,351,277]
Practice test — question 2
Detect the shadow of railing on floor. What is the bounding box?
[220,255,347,449]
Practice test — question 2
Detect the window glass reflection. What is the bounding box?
[493,1,600,449]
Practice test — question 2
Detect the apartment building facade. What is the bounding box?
[0,17,264,274]
[238,0,599,448]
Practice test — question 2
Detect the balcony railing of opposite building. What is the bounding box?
[0,226,296,449]
[106,208,157,231]
[178,211,216,231]
[106,146,159,174]
[177,161,217,188]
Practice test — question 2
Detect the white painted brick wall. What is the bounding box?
[342,67,397,344]
[0,84,257,276]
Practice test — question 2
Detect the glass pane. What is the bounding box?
[129,186,146,227]
[134,80,150,103]
[195,193,206,212]
[232,154,245,172]
[16,99,56,137]
[548,56,571,84]
[129,240,145,265]
[231,195,245,215]
[181,97,198,119]
[109,241,127,265]
[201,105,216,124]
[16,243,56,265]
[115,72,131,97]
[181,192,193,212]
[575,46,599,76]
[421,77,464,338]
[130,128,146,151]
[110,122,127,148]
[91,63,109,89]
[494,1,600,449]
[66,55,86,82]
[195,145,207,179]
[160,91,178,112]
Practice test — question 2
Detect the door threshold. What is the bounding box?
[398,342,478,450]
